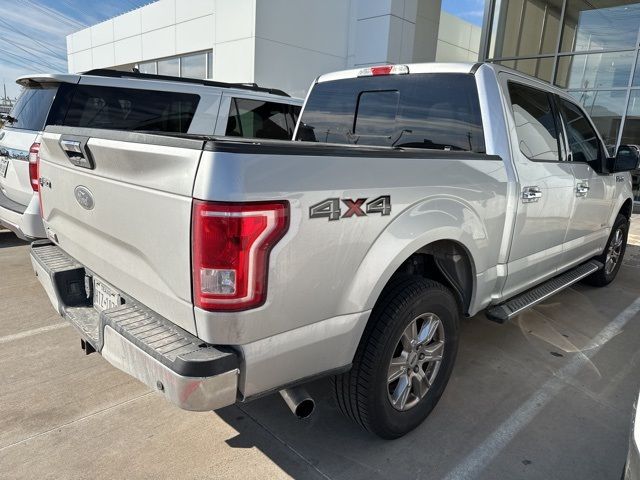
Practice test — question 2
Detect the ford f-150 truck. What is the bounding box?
[31,62,639,439]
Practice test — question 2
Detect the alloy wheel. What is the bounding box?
[605,227,624,275]
[387,312,445,411]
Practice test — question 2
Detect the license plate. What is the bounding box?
[0,157,8,178]
[93,277,121,312]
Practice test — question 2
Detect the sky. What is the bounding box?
[0,0,150,98]
[442,0,486,27]
[0,0,486,99]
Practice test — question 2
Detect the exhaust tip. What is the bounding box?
[294,398,315,419]
[280,387,315,419]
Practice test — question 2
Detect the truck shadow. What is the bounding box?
[215,245,640,480]
[0,231,28,248]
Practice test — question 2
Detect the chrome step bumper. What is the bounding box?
[30,240,239,411]
[486,260,603,323]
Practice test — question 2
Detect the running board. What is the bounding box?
[486,260,603,323]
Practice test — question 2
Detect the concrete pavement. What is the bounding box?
[1,219,640,479]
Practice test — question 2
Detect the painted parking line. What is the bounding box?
[0,322,70,345]
[442,295,640,480]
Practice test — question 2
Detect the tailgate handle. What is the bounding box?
[61,139,83,155]
[59,136,94,169]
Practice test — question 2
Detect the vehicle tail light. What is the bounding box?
[192,200,289,311]
[29,142,40,192]
[358,64,409,77]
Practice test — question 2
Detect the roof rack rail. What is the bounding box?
[81,69,291,97]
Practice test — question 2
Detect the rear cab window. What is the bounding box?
[5,83,59,131]
[225,98,300,140]
[295,73,486,153]
[50,84,200,133]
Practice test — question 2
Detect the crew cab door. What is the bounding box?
[555,96,614,266]
[500,78,575,299]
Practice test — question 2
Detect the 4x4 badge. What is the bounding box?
[309,196,391,221]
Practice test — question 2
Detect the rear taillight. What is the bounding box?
[29,142,40,192]
[192,200,289,311]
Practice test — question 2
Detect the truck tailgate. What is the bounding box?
[38,127,205,334]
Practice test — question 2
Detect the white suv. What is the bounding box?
[0,70,302,240]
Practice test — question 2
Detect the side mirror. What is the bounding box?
[609,145,640,173]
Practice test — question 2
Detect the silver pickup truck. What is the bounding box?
[32,62,639,439]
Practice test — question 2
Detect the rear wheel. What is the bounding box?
[584,214,629,287]
[333,276,459,439]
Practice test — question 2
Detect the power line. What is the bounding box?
[0,39,65,71]
[0,17,65,60]
[20,0,87,30]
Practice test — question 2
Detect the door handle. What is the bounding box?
[522,186,542,203]
[576,183,590,197]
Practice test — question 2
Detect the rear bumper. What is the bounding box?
[30,241,239,412]
[0,191,45,240]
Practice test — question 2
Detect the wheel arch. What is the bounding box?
[619,197,633,221]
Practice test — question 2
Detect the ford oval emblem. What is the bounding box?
[74,186,94,210]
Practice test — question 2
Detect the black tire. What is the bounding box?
[332,276,460,439]
[584,214,629,287]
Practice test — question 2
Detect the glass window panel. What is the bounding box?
[561,1,640,53]
[138,61,156,75]
[207,51,213,78]
[489,0,563,58]
[555,51,634,89]
[507,82,561,161]
[558,98,603,163]
[296,73,486,152]
[157,57,179,76]
[226,99,296,140]
[497,57,555,83]
[181,53,206,79]
[354,91,400,136]
[569,90,626,153]
[5,84,58,131]
[632,52,640,86]
[60,85,199,133]
[623,91,640,201]
[621,90,640,145]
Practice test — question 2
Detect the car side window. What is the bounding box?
[508,82,561,162]
[225,98,295,140]
[557,98,602,164]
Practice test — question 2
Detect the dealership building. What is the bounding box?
[67,0,640,202]
[481,0,640,154]
[65,0,480,99]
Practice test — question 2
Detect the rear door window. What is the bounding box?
[508,82,562,162]
[225,98,299,140]
[295,73,485,152]
[56,85,199,133]
[5,84,58,131]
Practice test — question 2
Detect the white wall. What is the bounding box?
[413,0,442,63]
[68,0,217,74]
[253,0,350,98]
[435,11,481,62]
[66,0,478,98]
[352,0,419,66]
